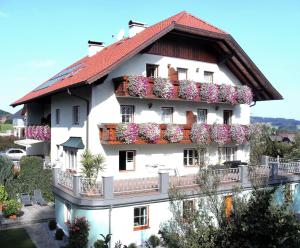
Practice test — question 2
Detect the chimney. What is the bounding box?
[88,40,104,57]
[128,20,147,38]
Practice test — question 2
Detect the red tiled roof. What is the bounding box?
[11,11,227,106]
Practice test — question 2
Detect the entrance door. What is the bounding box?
[119,150,135,171]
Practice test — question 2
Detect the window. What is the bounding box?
[134,206,149,230]
[197,109,207,124]
[183,200,195,220]
[72,106,79,125]
[65,148,78,170]
[55,109,60,125]
[119,150,135,171]
[178,68,188,80]
[64,202,72,222]
[223,110,233,125]
[184,149,206,167]
[218,147,237,163]
[204,71,214,83]
[121,105,134,123]
[146,64,159,78]
[161,107,173,123]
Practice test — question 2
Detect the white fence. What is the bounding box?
[114,177,159,194]
[80,178,103,196]
[57,170,73,190]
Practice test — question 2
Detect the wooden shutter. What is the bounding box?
[168,66,178,81]
[186,111,196,125]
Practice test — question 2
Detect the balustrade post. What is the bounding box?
[159,172,169,194]
[271,163,279,181]
[239,165,250,187]
[103,176,114,199]
[52,167,60,186]
[261,155,269,166]
[73,174,81,197]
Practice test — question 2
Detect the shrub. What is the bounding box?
[48,219,57,230]
[179,80,198,100]
[94,234,111,248]
[128,244,137,248]
[139,123,160,143]
[153,77,174,99]
[55,228,65,241]
[200,83,219,103]
[0,156,14,186]
[190,123,211,145]
[116,123,139,144]
[230,125,248,144]
[128,75,149,97]
[219,84,237,104]
[147,235,160,247]
[0,185,8,204]
[94,240,105,248]
[66,217,90,248]
[211,124,231,145]
[3,199,22,216]
[237,85,253,105]
[0,136,21,151]
[4,156,54,202]
[164,125,183,143]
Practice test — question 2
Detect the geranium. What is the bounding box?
[25,125,51,141]
[178,80,198,100]
[66,216,90,248]
[128,75,149,97]
[139,123,160,143]
[237,85,253,105]
[219,84,237,104]
[190,123,211,145]
[164,124,183,143]
[230,125,248,144]
[153,77,174,99]
[200,83,219,103]
[116,123,139,144]
[211,124,231,145]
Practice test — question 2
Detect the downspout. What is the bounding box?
[109,205,112,248]
[67,88,90,150]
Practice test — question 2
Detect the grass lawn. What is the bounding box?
[0,228,36,248]
[0,123,13,132]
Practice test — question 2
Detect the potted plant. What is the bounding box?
[200,83,219,103]
[116,123,139,144]
[164,124,183,143]
[0,185,8,211]
[3,199,22,219]
[178,80,198,100]
[237,85,253,105]
[128,75,149,98]
[153,77,174,99]
[139,123,160,143]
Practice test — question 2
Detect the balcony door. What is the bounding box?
[119,150,135,171]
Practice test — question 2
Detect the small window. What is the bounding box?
[178,68,188,80]
[146,64,159,78]
[134,206,149,230]
[161,107,173,124]
[183,200,195,220]
[223,110,233,125]
[197,109,207,124]
[204,71,214,83]
[65,148,78,170]
[55,109,60,125]
[218,147,237,163]
[121,105,134,123]
[119,150,135,171]
[184,149,206,167]
[72,106,79,125]
[64,202,72,223]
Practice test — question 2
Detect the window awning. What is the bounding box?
[60,137,85,149]
[14,139,44,147]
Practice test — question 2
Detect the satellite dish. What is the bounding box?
[116,29,125,41]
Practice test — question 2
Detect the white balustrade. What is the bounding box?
[114,177,159,194]
[80,178,103,196]
[57,170,73,190]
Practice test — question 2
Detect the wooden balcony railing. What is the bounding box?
[99,123,193,145]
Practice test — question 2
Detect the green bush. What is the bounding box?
[0,156,14,186]
[55,228,65,240]
[147,235,160,248]
[48,219,57,230]
[0,185,8,204]
[0,136,20,151]
[66,217,90,248]
[94,240,106,248]
[3,199,22,216]
[5,156,54,202]
[128,244,137,248]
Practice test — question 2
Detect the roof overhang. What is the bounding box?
[14,139,45,147]
[60,137,85,149]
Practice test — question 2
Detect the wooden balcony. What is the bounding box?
[99,123,193,145]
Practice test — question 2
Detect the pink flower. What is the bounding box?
[190,123,211,145]
[139,123,160,143]
[116,123,139,144]
[211,124,231,145]
[200,83,219,103]
[179,80,198,100]
[164,124,183,143]
[219,84,237,104]
[128,75,149,97]
[237,85,253,105]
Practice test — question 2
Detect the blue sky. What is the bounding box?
[0,0,299,119]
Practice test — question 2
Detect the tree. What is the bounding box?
[80,150,105,179]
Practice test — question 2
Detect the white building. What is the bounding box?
[12,11,282,246]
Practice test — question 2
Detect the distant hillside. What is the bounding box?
[251,116,300,131]
[0,109,11,117]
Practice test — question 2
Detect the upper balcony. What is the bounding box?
[113,76,253,105]
[24,125,51,141]
[99,123,250,145]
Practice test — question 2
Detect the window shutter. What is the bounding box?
[168,66,178,81]
[186,111,196,125]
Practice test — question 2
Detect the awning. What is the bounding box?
[60,137,85,149]
[14,139,44,147]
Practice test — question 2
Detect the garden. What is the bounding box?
[0,228,36,248]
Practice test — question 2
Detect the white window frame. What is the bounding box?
[64,202,72,223]
[161,107,173,124]
[218,147,237,163]
[134,206,149,230]
[64,148,78,171]
[178,68,188,80]
[120,105,134,123]
[197,109,207,124]
[72,106,80,125]
[119,150,135,171]
[146,64,159,78]
[204,71,214,83]
[184,148,206,167]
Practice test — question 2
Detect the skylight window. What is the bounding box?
[34,63,83,92]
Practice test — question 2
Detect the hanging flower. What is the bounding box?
[139,123,160,143]
[153,77,174,99]
[219,84,237,104]
[230,125,247,144]
[116,123,139,144]
[237,85,253,105]
[128,75,149,98]
[178,80,198,100]
[211,124,231,145]
[164,124,183,143]
[25,125,51,141]
[190,123,211,145]
[200,83,219,103]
